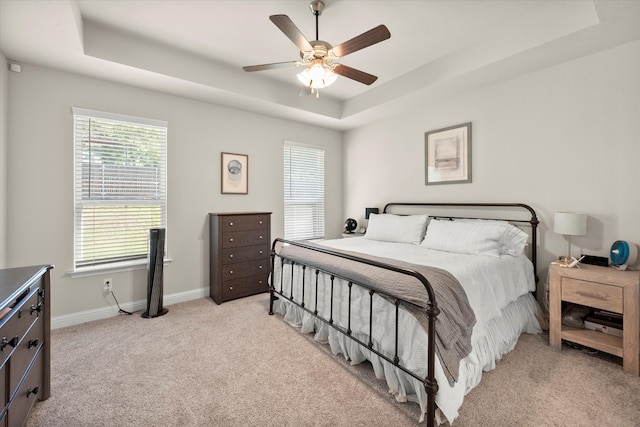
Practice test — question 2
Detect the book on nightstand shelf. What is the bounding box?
[583,309,623,338]
[591,309,623,322]
[584,318,623,337]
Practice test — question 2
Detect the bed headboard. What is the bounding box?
[382,202,540,284]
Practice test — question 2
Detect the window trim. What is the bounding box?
[67,257,172,278]
[283,140,325,241]
[72,108,167,129]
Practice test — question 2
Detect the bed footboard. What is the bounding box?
[269,238,440,427]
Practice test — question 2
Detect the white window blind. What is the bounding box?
[73,108,167,268]
[284,142,325,240]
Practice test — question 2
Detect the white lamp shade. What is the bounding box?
[296,61,338,89]
[553,212,587,236]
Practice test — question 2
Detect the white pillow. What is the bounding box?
[421,219,522,257]
[454,219,529,256]
[364,213,429,244]
[498,223,529,256]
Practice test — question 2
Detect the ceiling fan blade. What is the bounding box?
[269,14,313,52]
[243,61,299,72]
[331,25,391,58]
[333,64,378,85]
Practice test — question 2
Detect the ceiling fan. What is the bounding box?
[242,0,391,97]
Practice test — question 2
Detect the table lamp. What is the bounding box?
[553,212,587,265]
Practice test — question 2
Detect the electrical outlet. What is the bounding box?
[103,278,112,293]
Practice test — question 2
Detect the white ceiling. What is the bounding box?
[1,0,640,130]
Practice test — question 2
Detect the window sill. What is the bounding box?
[67,258,173,278]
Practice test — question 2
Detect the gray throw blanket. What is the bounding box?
[277,243,476,386]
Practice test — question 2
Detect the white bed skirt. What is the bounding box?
[273,292,541,424]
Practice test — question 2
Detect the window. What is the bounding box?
[283,141,325,240]
[73,108,167,270]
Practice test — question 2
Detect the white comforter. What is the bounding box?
[273,237,541,424]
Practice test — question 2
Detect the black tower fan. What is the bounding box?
[142,228,168,318]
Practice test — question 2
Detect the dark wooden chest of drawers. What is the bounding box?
[209,212,271,304]
[0,265,52,427]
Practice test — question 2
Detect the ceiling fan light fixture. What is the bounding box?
[297,62,337,96]
[323,67,338,85]
[296,68,312,86]
[309,62,326,80]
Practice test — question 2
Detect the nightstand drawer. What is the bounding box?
[561,277,623,313]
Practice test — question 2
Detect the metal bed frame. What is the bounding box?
[268,202,539,427]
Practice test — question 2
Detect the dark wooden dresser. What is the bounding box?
[0,265,52,427]
[209,212,271,304]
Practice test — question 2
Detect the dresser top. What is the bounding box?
[209,212,272,216]
[0,265,52,309]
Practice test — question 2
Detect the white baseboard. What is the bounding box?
[51,287,209,329]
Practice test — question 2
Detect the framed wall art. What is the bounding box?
[425,122,472,185]
[221,152,248,194]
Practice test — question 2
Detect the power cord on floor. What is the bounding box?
[109,290,133,315]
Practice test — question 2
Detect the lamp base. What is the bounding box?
[553,256,573,268]
[553,256,583,268]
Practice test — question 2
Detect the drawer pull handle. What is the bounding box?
[229,270,233,275]
[31,302,43,315]
[229,286,233,291]
[29,339,39,349]
[259,280,263,284]
[259,220,263,225]
[229,254,234,259]
[259,265,263,269]
[259,235,263,239]
[229,238,234,242]
[229,222,234,226]
[1,336,19,351]
[259,250,263,255]
[27,386,40,398]
[39,288,46,298]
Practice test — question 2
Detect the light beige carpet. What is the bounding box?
[26,295,640,426]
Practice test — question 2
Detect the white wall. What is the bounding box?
[0,53,7,268]
[6,64,342,321]
[343,40,640,288]
[5,41,640,323]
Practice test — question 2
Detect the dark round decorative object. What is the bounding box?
[344,218,357,233]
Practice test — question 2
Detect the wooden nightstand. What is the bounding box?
[549,263,639,375]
